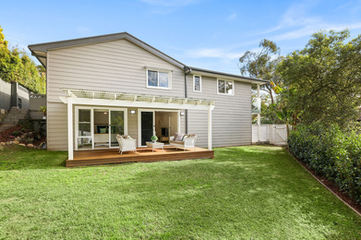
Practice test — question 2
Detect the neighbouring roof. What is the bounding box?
[28,32,267,85]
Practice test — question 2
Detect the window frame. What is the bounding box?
[217,78,234,96]
[193,75,202,93]
[146,68,172,89]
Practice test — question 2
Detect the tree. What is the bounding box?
[277,30,361,127]
[0,26,46,94]
[239,39,282,104]
[251,94,282,124]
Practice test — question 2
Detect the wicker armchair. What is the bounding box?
[116,135,136,154]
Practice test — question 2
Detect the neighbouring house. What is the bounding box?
[0,78,31,112]
[0,77,46,122]
[0,78,45,132]
[0,77,46,141]
[28,32,266,165]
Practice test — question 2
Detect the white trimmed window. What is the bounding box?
[146,69,171,89]
[193,75,202,92]
[217,79,234,95]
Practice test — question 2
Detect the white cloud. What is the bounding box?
[226,13,237,21]
[185,47,261,61]
[261,1,361,41]
[261,1,321,34]
[273,22,361,41]
[186,48,243,60]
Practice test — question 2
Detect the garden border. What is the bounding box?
[287,148,361,218]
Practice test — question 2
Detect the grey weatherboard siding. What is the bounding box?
[46,39,185,150]
[187,76,252,147]
[30,33,261,150]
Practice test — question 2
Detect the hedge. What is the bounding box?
[288,123,361,204]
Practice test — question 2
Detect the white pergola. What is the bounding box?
[60,89,215,160]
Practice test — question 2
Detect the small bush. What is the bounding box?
[18,119,33,131]
[288,123,361,204]
[11,130,22,137]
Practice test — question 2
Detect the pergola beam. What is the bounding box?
[65,89,214,107]
[60,97,214,111]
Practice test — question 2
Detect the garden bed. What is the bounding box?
[0,122,46,149]
[289,150,361,216]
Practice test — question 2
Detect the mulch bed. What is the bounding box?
[0,125,45,147]
[288,149,361,217]
[0,125,23,142]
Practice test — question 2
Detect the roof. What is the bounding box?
[28,32,185,69]
[189,66,267,84]
[28,32,267,85]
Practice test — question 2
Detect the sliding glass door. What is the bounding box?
[94,109,110,149]
[110,110,125,147]
[76,109,92,150]
[75,107,127,150]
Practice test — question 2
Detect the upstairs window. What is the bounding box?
[147,69,171,89]
[217,79,234,95]
[193,75,202,92]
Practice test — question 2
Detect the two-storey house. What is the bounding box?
[29,32,266,165]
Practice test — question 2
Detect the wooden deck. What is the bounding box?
[66,146,214,167]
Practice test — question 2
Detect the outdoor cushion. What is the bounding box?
[175,134,184,141]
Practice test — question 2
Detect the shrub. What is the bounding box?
[18,119,33,131]
[288,123,361,204]
[11,130,22,137]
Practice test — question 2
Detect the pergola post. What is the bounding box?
[67,98,73,160]
[208,105,212,150]
[257,84,261,142]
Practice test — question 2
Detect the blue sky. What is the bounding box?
[2,0,361,74]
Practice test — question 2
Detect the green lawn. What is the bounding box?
[0,145,360,239]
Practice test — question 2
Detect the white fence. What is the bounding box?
[252,124,289,145]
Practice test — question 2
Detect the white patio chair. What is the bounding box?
[116,135,136,154]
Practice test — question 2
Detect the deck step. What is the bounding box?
[66,148,214,167]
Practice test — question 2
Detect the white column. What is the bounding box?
[257,84,261,125]
[256,84,262,144]
[177,111,181,134]
[67,99,74,160]
[208,106,212,150]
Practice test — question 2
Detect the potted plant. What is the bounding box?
[151,135,158,143]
